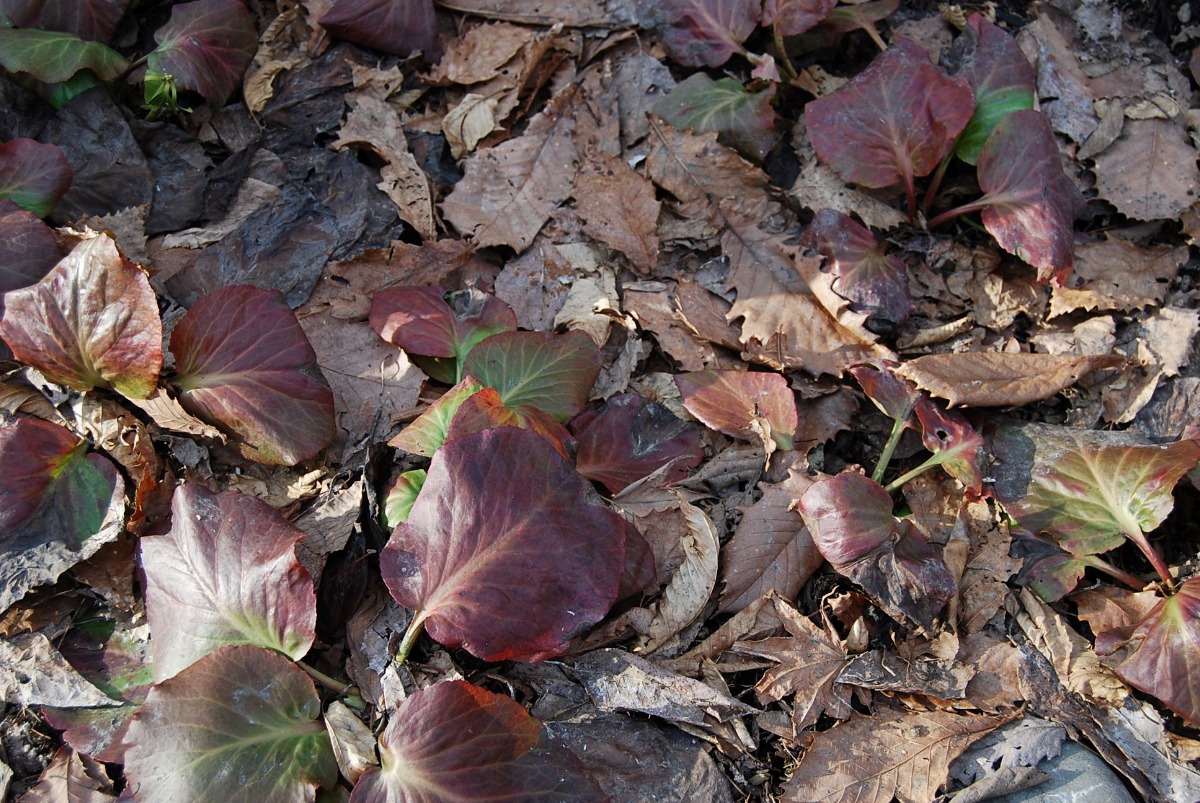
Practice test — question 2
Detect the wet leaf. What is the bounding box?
[0,138,72,217]
[992,423,1200,557]
[0,418,124,612]
[953,13,1037,165]
[350,680,605,802]
[147,0,257,106]
[381,428,626,662]
[637,0,761,68]
[171,285,336,465]
[140,484,317,681]
[653,73,776,162]
[0,233,162,399]
[675,370,797,450]
[798,471,955,630]
[761,0,837,36]
[462,329,602,422]
[800,208,913,329]
[123,645,337,803]
[0,27,128,85]
[2,0,131,41]
[913,396,984,494]
[572,392,704,494]
[1116,578,1200,727]
[0,200,62,292]
[321,0,439,60]
[369,286,517,384]
[969,110,1086,284]
[805,38,974,208]
[897,351,1121,408]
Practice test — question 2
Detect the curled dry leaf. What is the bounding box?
[638,495,719,653]
[897,351,1122,408]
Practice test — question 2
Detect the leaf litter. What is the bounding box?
[1,0,1200,801]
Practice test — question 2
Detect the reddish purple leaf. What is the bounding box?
[572,392,704,494]
[171,285,336,465]
[0,418,124,612]
[762,0,837,36]
[321,0,440,60]
[970,110,1085,285]
[462,330,602,422]
[381,427,627,662]
[0,233,162,399]
[952,12,1037,165]
[800,208,913,329]
[147,0,257,106]
[849,359,919,423]
[369,286,517,384]
[913,395,984,494]
[1,0,130,41]
[618,519,658,601]
[675,370,798,450]
[636,0,761,68]
[805,38,974,214]
[798,471,955,629]
[350,680,605,803]
[1010,535,1090,602]
[0,200,62,293]
[1116,578,1200,727]
[140,485,317,681]
[652,74,777,162]
[445,388,574,460]
[820,0,898,38]
[123,646,337,803]
[0,138,72,218]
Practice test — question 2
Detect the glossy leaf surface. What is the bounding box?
[349,680,605,802]
[972,110,1085,284]
[123,645,337,803]
[637,0,761,68]
[140,485,317,681]
[992,423,1200,556]
[1,0,131,41]
[653,74,776,162]
[805,38,974,196]
[321,0,440,60]
[0,418,123,613]
[913,396,984,493]
[0,27,128,85]
[370,286,517,384]
[0,233,162,398]
[798,471,955,630]
[462,330,602,422]
[171,285,336,465]
[573,392,704,494]
[675,370,797,450]
[147,0,257,105]
[953,13,1037,165]
[1116,578,1200,726]
[0,200,62,293]
[0,139,72,218]
[444,388,574,460]
[849,359,919,423]
[800,208,912,328]
[381,428,626,662]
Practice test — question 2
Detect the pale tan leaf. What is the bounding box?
[574,152,661,274]
[435,0,631,27]
[1094,119,1200,221]
[441,88,580,250]
[639,495,720,653]
[897,352,1123,407]
[1048,238,1186,317]
[0,634,118,708]
[20,747,114,803]
[126,388,225,440]
[442,93,499,158]
[427,21,533,86]
[324,701,378,785]
[782,706,1014,803]
[1017,589,1129,706]
[552,265,618,346]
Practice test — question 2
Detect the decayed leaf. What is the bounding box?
[639,496,719,653]
[321,0,440,59]
[0,633,117,708]
[782,705,1012,802]
[20,747,115,803]
[0,233,162,399]
[462,329,602,421]
[805,38,974,210]
[381,428,627,662]
[653,73,776,162]
[147,0,257,105]
[953,13,1037,165]
[573,152,661,275]
[1116,578,1200,727]
[913,396,985,493]
[123,645,337,803]
[992,423,1200,557]
[442,88,580,250]
[1094,118,1200,221]
[350,680,605,802]
[140,485,317,681]
[0,138,72,218]
[171,285,336,465]
[638,0,761,68]
[0,418,124,613]
[897,351,1121,407]
[675,369,798,450]
[572,392,704,494]
[1048,238,1186,316]
[717,468,822,614]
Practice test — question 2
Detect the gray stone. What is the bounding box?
[992,740,1136,803]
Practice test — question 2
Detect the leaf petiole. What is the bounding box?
[872,416,907,484]
[394,610,428,665]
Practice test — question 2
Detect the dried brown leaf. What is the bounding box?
[1094,119,1200,221]
[639,496,720,654]
[897,352,1122,407]
[1049,238,1186,317]
[574,152,660,274]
